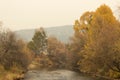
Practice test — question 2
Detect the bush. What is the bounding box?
[0,30,32,71]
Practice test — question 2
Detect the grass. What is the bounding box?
[0,65,24,80]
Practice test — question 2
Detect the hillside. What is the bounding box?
[15,25,74,43]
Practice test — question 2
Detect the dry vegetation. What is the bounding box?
[0,27,33,80]
[0,4,120,80]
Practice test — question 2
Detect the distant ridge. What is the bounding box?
[15,25,74,43]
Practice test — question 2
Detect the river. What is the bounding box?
[23,70,108,80]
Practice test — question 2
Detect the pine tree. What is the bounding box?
[28,27,48,55]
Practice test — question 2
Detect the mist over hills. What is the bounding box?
[15,25,74,43]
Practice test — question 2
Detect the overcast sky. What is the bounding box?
[0,0,120,31]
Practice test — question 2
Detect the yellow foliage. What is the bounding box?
[109,70,120,78]
[74,20,80,32]
[72,4,120,78]
[91,4,117,28]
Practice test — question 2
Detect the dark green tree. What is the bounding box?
[28,27,47,55]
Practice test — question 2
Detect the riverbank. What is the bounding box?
[0,71,24,80]
[79,71,119,80]
[0,66,25,80]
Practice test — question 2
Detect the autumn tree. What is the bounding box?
[28,27,47,55]
[84,5,120,75]
[72,4,120,78]
[47,37,68,69]
[0,27,32,71]
[71,11,94,72]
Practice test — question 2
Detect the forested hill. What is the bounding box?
[15,25,74,43]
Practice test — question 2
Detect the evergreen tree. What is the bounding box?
[28,27,48,55]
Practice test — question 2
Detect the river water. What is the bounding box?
[24,70,106,80]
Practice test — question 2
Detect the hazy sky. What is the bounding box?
[0,0,120,31]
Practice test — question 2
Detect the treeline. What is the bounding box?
[27,5,120,79]
[27,28,69,69]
